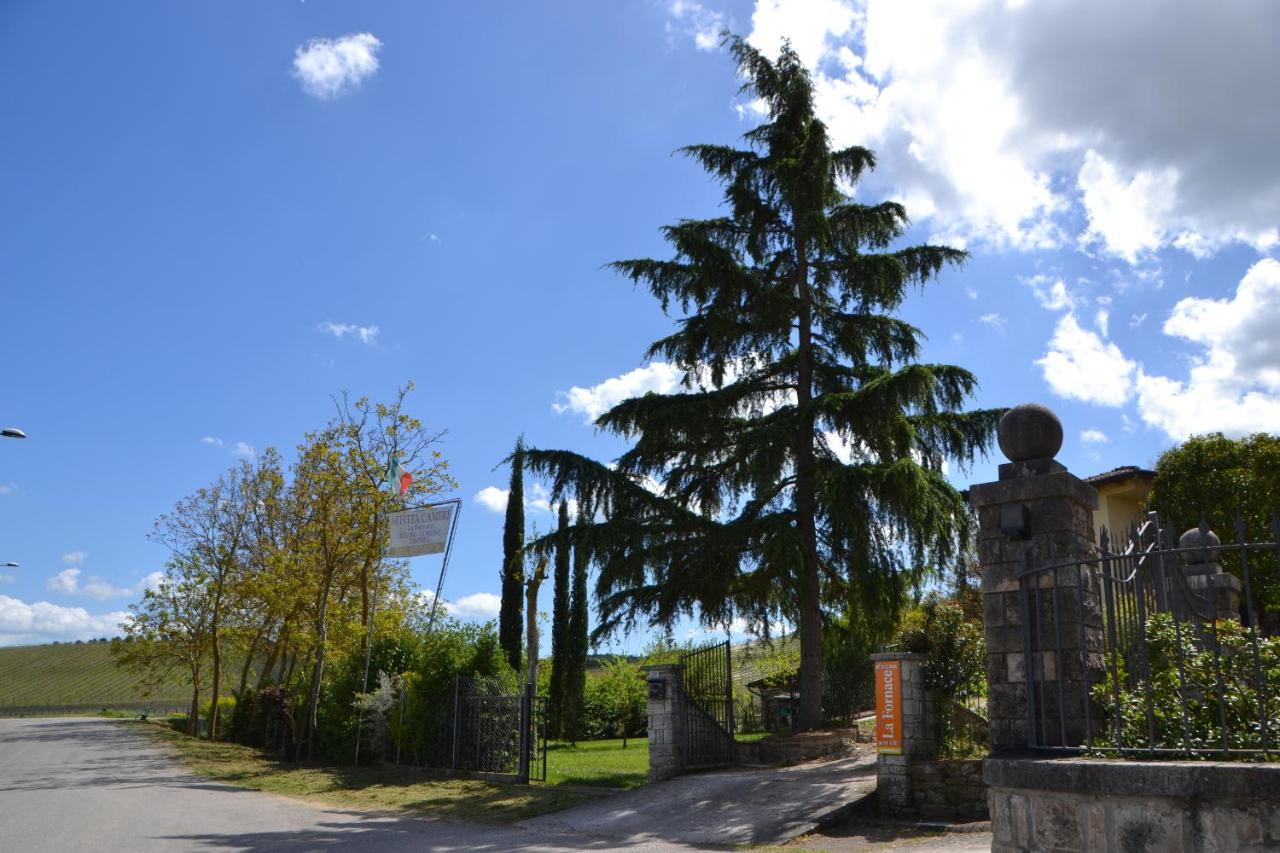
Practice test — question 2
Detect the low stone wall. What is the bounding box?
[752,728,863,765]
[986,756,1280,852]
[886,758,988,821]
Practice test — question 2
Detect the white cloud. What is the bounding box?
[61,551,88,565]
[1129,313,1148,329]
[977,312,1006,331]
[0,574,13,584]
[474,484,576,518]
[200,436,224,448]
[139,571,165,594]
[46,567,133,600]
[1025,275,1077,312]
[553,362,684,423]
[474,486,509,514]
[1134,259,1280,439]
[0,482,16,496]
[679,0,1280,259]
[317,321,380,346]
[292,33,382,100]
[448,592,503,621]
[667,0,726,51]
[0,595,128,647]
[965,287,979,300]
[232,441,257,460]
[1080,429,1109,444]
[47,569,79,595]
[1036,314,1137,407]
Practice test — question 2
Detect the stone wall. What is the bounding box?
[878,758,988,821]
[986,757,1280,852]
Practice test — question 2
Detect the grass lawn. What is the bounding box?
[141,722,605,823]
[544,738,648,788]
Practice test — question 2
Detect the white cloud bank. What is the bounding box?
[1037,259,1280,440]
[667,0,1280,260]
[0,595,128,647]
[292,33,382,100]
[420,590,501,622]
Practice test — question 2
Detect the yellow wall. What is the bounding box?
[1092,477,1153,548]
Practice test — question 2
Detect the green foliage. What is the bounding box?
[894,596,986,698]
[523,36,999,731]
[1150,432,1280,612]
[894,595,986,757]
[579,658,647,744]
[500,438,526,673]
[1092,613,1280,756]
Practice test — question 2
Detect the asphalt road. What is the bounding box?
[0,717,990,852]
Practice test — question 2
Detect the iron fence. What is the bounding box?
[1019,511,1279,758]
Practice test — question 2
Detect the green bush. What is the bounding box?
[894,595,986,756]
[1092,613,1280,756]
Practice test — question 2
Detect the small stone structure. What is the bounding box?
[871,651,988,821]
[645,663,687,781]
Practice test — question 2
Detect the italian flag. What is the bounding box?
[386,456,413,496]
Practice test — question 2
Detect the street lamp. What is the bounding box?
[1,428,25,439]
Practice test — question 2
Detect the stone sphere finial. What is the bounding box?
[998,403,1064,462]
[1178,527,1220,565]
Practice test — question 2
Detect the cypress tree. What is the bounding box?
[499,438,525,673]
[525,37,1001,731]
[548,500,571,736]
[565,507,591,742]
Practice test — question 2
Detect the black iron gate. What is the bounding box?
[448,677,546,781]
[681,639,735,768]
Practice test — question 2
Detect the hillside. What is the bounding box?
[0,641,203,714]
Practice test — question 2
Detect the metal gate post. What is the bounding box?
[451,675,461,770]
[517,683,532,784]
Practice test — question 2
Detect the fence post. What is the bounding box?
[645,663,686,781]
[968,403,1101,753]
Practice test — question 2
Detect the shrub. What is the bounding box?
[1092,613,1280,755]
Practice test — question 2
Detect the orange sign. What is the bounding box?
[875,660,902,754]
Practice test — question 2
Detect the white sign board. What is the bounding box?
[386,504,454,558]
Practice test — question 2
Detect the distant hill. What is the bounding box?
[0,641,197,715]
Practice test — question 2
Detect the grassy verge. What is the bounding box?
[544,738,648,788]
[141,722,605,823]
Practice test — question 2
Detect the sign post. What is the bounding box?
[875,659,903,755]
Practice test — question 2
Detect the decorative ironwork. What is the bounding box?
[681,639,735,768]
[1018,510,1279,758]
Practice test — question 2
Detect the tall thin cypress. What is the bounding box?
[564,507,590,742]
[499,438,525,673]
[524,37,1001,731]
[548,501,571,736]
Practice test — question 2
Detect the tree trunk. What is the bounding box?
[794,242,824,733]
[209,618,221,740]
[305,587,331,760]
[188,667,201,737]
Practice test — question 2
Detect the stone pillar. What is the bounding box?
[871,652,933,812]
[645,663,686,782]
[969,404,1102,753]
[1177,527,1242,622]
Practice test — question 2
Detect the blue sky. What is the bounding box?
[1,0,1277,648]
